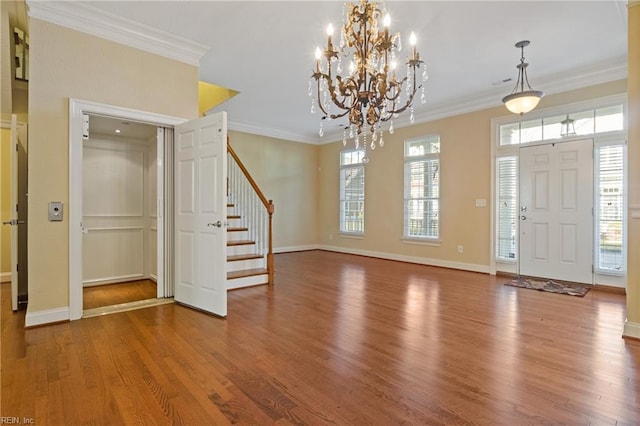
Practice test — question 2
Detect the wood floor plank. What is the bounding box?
[2,250,640,424]
[83,279,158,310]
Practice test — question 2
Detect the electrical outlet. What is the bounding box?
[329,233,333,240]
[457,245,463,254]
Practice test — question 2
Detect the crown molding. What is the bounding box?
[26,0,209,66]
[228,120,323,145]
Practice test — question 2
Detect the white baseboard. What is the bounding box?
[83,273,146,287]
[623,320,640,340]
[316,245,491,274]
[0,272,11,283]
[25,306,70,327]
[274,245,318,254]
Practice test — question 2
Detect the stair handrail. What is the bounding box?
[227,141,275,284]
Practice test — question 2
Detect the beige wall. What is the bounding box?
[317,80,627,270]
[228,131,319,250]
[626,1,640,333]
[1,127,11,277]
[27,19,198,314]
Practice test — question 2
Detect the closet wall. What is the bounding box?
[82,133,157,286]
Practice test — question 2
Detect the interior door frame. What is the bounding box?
[68,99,185,320]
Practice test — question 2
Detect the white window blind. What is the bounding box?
[404,135,440,239]
[596,144,625,272]
[340,150,365,233]
[496,157,517,260]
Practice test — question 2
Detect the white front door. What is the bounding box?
[174,112,227,317]
[519,139,594,284]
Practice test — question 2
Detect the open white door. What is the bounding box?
[4,116,19,311]
[519,139,594,284]
[2,115,27,311]
[174,112,227,317]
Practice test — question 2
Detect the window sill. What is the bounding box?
[339,232,365,240]
[401,237,441,247]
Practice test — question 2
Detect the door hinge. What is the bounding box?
[15,143,18,152]
[16,203,18,212]
[16,263,19,272]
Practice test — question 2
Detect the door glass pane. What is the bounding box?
[597,145,624,272]
[496,157,517,260]
[571,110,595,136]
[520,119,542,143]
[500,123,520,146]
[595,105,624,133]
[542,115,565,140]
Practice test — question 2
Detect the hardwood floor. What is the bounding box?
[2,250,639,424]
[83,279,158,310]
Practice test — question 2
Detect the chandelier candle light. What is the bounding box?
[309,0,427,164]
[502,40,544,115]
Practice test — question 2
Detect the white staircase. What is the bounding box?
[226,142,274,289]
[226,203,270,289]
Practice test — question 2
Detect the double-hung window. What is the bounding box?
[340,150,365,234]
[404,135,440,239]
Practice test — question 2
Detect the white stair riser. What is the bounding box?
[227,257,265,272]
[226,217,243,228]
[227,244,257,256]
[227,230,249,242]
[227,273,269,290]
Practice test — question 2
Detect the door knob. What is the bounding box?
[207,221,222,228]
[521,215,527,221]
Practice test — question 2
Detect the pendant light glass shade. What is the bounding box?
[502,90,544,115]
[502,40,544,115]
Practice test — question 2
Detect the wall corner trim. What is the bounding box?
[623,320,640,340]
[25,306,70,327]
[27,0,209,66]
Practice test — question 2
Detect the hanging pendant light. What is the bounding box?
[502,40,544,115]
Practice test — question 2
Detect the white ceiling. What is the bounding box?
[64,1,629,143]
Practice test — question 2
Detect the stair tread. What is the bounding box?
[227,215,241,219]
[227,240,255,246]
[227,227,249,232]
[227,268,268,280]
[227,254,263,262]
[226,203,234,207]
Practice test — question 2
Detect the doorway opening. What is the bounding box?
[81,115,160,312]
[69,99,184,320]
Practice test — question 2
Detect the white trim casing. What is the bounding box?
[25,307,69,327]
[27,1,209,66]
[0,272,11,283]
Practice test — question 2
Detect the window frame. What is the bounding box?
[339,149,366,235]
[403,135,441,242]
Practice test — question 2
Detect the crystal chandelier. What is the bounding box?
[309,0,427,163]
[502,40,544,115]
